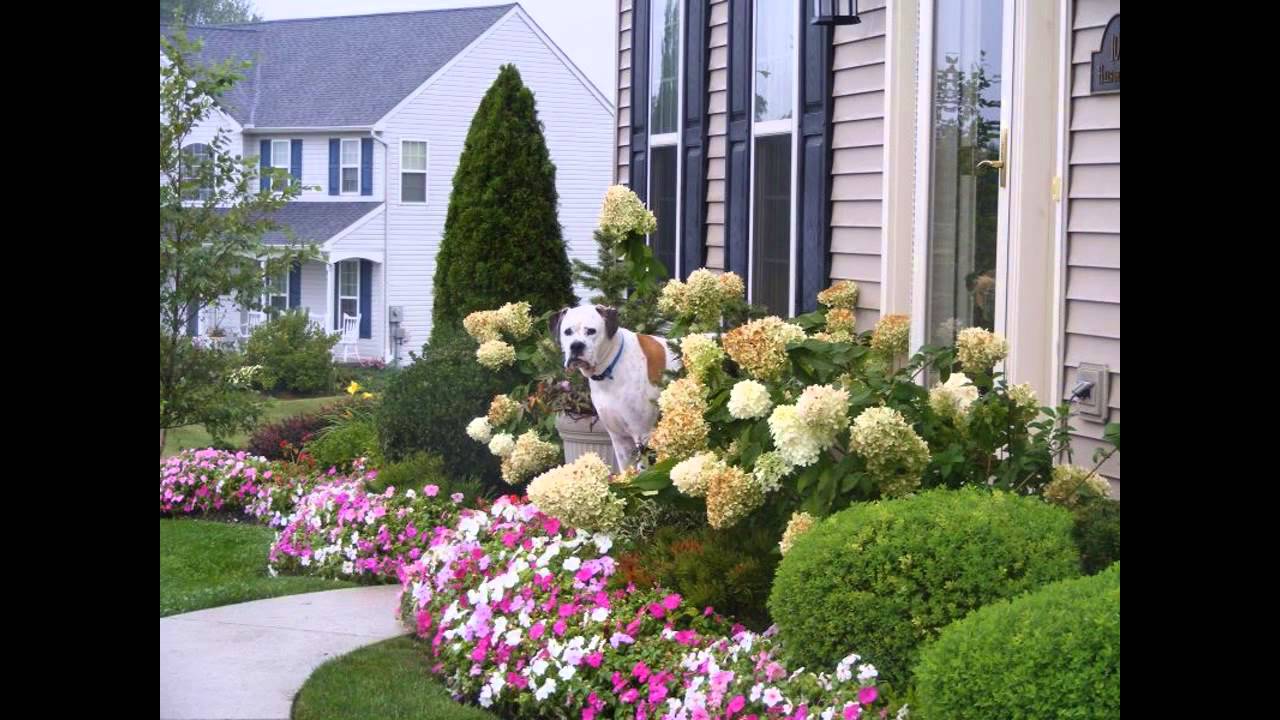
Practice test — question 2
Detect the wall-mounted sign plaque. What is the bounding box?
[1091,14,1120,93]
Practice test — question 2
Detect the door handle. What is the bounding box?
[976,129,1009,188]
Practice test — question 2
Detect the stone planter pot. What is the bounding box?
[555,413,620,473]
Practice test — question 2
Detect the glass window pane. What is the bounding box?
[751,134,792,316]
[754,0,795,123]
[272,140,290,168]
[270,295,287,311]
[340,261,359,296]
[402,173,427,203]
[650,0,680,135]
[650,146,678,276]
[342,168,359,193]
[340,298,358,318]
[926,0,1003,347]
[403,142,427,171]
[342,140,360,165]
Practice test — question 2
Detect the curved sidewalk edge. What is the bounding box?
[160,584,406,720]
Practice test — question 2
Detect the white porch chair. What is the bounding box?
[241,310,267,336]
[335,313,362,363]
[306,312,328,334]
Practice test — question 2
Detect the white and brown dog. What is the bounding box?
[551,305,679,471]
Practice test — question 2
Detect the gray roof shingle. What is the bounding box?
[248,202,384,245]
[164,4,514,127]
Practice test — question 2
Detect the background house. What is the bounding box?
[168,3,614,363]
[614,0,1120,492]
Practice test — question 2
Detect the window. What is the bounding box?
[648,0,682,277]
[338,260,359,321]
[265,269,289,312]
[748,0,798,316]
[401,141,427,203]
[271,139,290,191]
[180,143,213,202]
[341,139,360,194]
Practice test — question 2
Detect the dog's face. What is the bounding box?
[551,305,619,373]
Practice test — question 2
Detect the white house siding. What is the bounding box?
[381,9,613,346]
[829,0,887,331]
[328,210,388,359]
[616,0,633,186]
[299,261,328,322]
[704,0,728,271]
[239,132,386,202]
[1062,0,1120,489]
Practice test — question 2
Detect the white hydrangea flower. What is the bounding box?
[670,451,718,497]
[489,433,516,457]
[467,416,493,443]
[728,379,774,420]
[768,405,824,468]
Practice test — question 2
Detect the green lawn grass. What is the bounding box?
[292,635,497,720]
[159,518,354,617]
[162,394,343,457]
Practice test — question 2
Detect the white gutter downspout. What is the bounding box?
[370,129,391,364]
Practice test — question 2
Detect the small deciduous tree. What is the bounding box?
[159,27,313,453]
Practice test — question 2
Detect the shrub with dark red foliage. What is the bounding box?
[247,413,328,460]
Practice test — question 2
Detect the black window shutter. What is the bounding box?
[629,0,650,203]
[186,303,199,336]
[290,139,303,185]
[724,0,752,281]
[358,260,373,339]
[259,139,271,192]
[795,5,833,314]
[288,261,302,309]
[680,0,709,279]
[328,139,340,196]
[360,138,373,196]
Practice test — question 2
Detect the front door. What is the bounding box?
[918,0,1016,362]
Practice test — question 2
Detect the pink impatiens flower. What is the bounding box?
[662,593,682,611]
[857,687,878,705]
[423,484,439,497]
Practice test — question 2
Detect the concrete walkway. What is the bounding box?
[159,585,406,720]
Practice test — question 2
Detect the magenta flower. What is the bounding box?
[662,593,682,611]
[424,484,439,497]
[858,687,878,705]
[727,695,747,716]
[632,662,651,683]
[620,688,639,704]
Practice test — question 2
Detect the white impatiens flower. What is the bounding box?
[534,678,557,701]
[670,451,718,497]
[467,417,493,443]
[728,379,774,420]
[489,433,516,457]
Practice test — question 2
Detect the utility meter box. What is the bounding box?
[388,306,403,323]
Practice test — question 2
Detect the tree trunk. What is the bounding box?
[160,428,167,458]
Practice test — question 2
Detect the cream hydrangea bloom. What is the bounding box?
[849,406,931,497]
[1007,382,1039,413]
[717,271,745,301]
[955,327,1009,373]
[779,511,816,556]
[752,450,793,494]
[669,451,719,498]
[527,452,626,532]
[598,185,657,238]
[727,379,773,420]
[476,340,517,370]
[871,314,910,356]
[722,317,806,381]
[705,462,762,530]
[929,372,980,422]
[500,431,561,485]
[681,334,725,382]
[795,384,851,443]
[1043,465,1111,507]
[496,301,534,340]
[826,307,857,336]
[817,280,859,310]
[488,432,516,457]
[487,394,521,427]
[463,310,504,343]
[768,404,824,468]
[657,279,688,316]
[466,417,493,444]
[650,378,710,462]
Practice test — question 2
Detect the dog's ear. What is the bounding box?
[549,307,568,341]
[595,305,620,338]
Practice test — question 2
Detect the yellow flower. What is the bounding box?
[346,381,361,395]
[361,392,374,399]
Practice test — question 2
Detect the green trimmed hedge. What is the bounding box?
[768,488,1080,686]
[914,563,1120,720]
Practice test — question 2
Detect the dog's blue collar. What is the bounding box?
[590,335,625,382]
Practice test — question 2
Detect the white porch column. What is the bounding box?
[325,261,335,332]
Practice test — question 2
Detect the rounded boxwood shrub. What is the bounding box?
[768,487,1080,686]
[914,563,1120,720]
[376,333,521,488]
[1072,498,1120,575]
[244,310,338,394]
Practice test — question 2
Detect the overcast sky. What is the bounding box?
[252,0,615,98]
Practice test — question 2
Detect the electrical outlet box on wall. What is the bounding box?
[1075,363,1110,422]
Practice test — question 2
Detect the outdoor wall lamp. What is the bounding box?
[813,0,861,25]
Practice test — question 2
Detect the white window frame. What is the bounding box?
[260,260,289,311]
[180,143,214,203]
[338,260,360,322]
[746,0,801,318]
[647,0,683,278]
[340,138,361,196]
[270,139,290,192]
[400,139,429,205]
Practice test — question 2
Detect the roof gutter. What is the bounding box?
[242,125,375,133]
